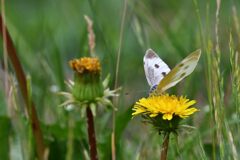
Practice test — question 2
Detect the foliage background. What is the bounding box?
[0,0,240,159]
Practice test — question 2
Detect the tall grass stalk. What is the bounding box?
[193,0,238,159]
[204,0,236,159]
[1,0,9,107]
[192,0,206,50]
[232,6,240,39]
[66,115,74,160]
[229,34,239,160]
[112,0,128,159]
[212,0,226,158]
[84,15,96,57]
[0,15,46,160]
[192,0,217,159]
[210,1,238,159]
[232,6,240,116]
[231,6,240,159]
[8,76,35,159]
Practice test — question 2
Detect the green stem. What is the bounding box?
[66,116,74,160]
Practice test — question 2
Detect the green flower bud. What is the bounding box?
[69,57,104,102]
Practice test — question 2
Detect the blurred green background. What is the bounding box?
[0,0,240,159]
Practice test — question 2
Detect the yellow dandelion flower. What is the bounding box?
[132,94,198,120]
[69,57,101,74]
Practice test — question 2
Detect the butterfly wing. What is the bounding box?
[152,49,201,95]
[143,49,171,87]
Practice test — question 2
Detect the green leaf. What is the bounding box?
[0,116,11,160]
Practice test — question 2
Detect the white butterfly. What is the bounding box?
[143,49,201,95]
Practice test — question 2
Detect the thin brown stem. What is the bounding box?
[0,15,46,160]
[160,133,170,160]
[86,106,98,160]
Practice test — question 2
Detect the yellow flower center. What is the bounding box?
[69,57,101,74]
[132,94,198,120]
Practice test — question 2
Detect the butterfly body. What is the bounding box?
[143,49,201,96]
[149,84,158,94]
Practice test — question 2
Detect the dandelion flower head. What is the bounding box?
[132,94,198,121]
[69,57,101,74]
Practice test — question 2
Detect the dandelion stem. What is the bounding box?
[160,132,170,160]
[86,106,98,160]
